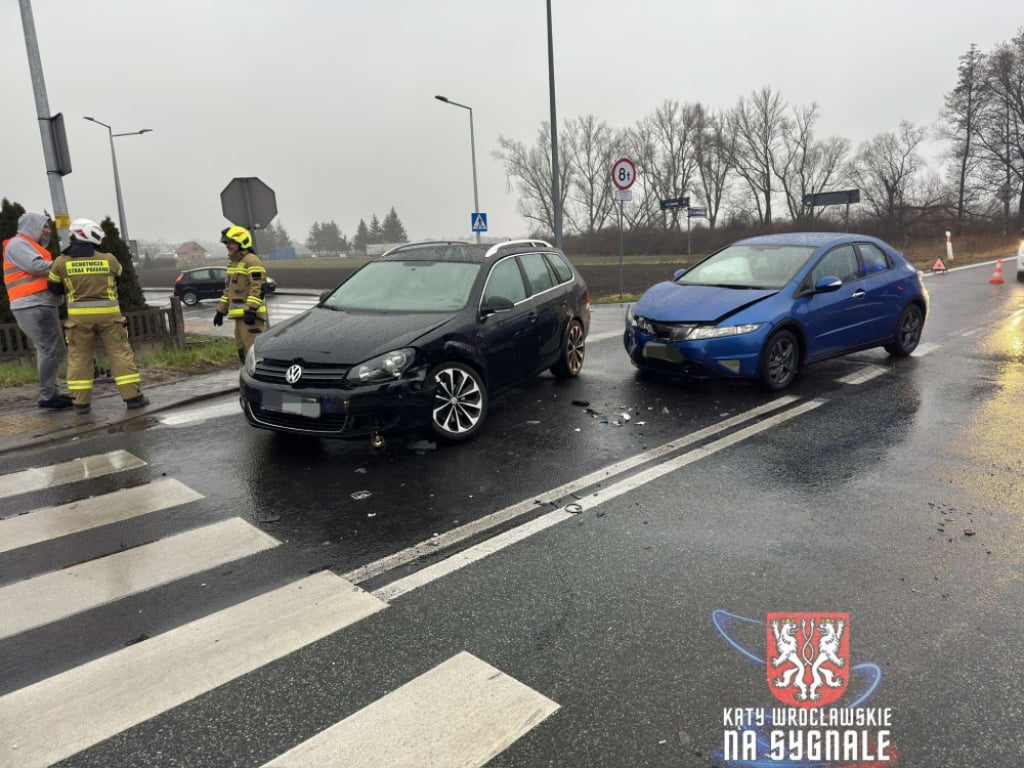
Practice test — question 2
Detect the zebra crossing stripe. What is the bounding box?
[261,651,558,768]
[0,517,279,640]
[0,571,386,768]
[0,450,146,500]
[0,478,203,554]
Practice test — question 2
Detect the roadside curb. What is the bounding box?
[0,370,240,457]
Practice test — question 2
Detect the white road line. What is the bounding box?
[0,572,386,768]
[375,399,824,602]
[0,450,146,500]
[837,365,889,385]
[343,395,800,585]
[262,651,558,768]
[158,400,242,426]
[0,479,203,554]
[0,517,280,640]
[914,342,939,356]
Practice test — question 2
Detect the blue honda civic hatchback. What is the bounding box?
[624,233,929,390]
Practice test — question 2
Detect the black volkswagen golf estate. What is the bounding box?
[239,240,590,442]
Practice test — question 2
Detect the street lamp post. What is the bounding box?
[435,95,480,244]
[83,116,151,248]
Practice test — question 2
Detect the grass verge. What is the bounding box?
[0,334,239,388]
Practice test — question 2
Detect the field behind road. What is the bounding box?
[140,260,680,300]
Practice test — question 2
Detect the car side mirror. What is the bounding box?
[480,296,515,317]
[319,289,333,304]
[673,268,687,280]
[814,276,843,293]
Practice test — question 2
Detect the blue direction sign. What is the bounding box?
[688,207,708,218]
[472,213,488,232]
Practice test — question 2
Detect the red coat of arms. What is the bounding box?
[766,612,849,707]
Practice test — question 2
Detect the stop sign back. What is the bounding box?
[221,177,277,229]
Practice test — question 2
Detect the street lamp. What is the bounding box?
[435,95,480,244]
[83,116,152,248]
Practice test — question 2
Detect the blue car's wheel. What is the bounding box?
[757,329,799,391]
[884,304,923,356]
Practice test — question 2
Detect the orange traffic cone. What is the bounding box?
[989,258,1005,284]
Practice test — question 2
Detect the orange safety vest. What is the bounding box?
[2,234,52,301]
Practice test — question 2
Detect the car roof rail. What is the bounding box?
[483,239,554,259]
[381,240,470,257]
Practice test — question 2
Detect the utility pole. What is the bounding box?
[18,0,71,247]
[547,0,562,250]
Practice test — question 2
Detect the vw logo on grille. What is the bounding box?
[285,364,303,384]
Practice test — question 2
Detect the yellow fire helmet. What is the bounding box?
[220,225,253,250]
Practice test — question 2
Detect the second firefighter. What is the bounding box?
[214,225,267,362]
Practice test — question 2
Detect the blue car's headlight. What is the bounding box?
[686,323,762,340]
[346,348,414,383]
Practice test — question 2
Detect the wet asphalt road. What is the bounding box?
[2,264,1022,767]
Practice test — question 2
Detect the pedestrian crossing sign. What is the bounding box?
[472,213,488,232]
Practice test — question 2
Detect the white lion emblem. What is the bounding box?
[770,619,808,701]
[808,619,846,700]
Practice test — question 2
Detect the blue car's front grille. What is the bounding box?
[254,358,352,388]
[636,317,698,341]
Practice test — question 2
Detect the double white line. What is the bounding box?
[346,395,825,600]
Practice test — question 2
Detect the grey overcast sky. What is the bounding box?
[4,0,1021,247]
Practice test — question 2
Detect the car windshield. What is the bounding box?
[324,260,481,312]
[679,243,816,289]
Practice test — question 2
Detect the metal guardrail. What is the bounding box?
[0,299,186,361]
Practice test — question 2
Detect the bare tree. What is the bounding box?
[730,86,790,224]
[938,44,991,226]
[648,100,700,229]
[494,122,572,238]
[980,32,1024,228]
[773,103,850,223]
[563,115,623,234]
[692,103,735,230]
[848,121,928,232]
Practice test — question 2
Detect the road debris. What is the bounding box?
[351,490,372,500]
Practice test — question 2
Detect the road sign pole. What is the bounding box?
[687,214,691,264]
[619,199,624,301]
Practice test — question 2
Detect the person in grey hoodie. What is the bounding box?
[2,212,72,409]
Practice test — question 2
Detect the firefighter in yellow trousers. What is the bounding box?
[47,219,149,415]
[213,225,267,363]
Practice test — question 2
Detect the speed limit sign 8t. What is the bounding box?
[612,157,636,191]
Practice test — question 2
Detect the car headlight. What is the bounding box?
[345,348,414,383]
[686,323,762,340]
[244,345,260,376]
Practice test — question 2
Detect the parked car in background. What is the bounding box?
[624,232,929,391]
[173,266,276,306]
[240,240,590,443]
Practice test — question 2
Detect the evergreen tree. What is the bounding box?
[368,213,383,243]
[268,221,292,248]
[305,221,322,250]
[353,218,369,253]
[99,218,147,312]
[381,207,408,242]
[0,198,28,323]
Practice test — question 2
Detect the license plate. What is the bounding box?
[642,342,683,363]
[262,391,321,418]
